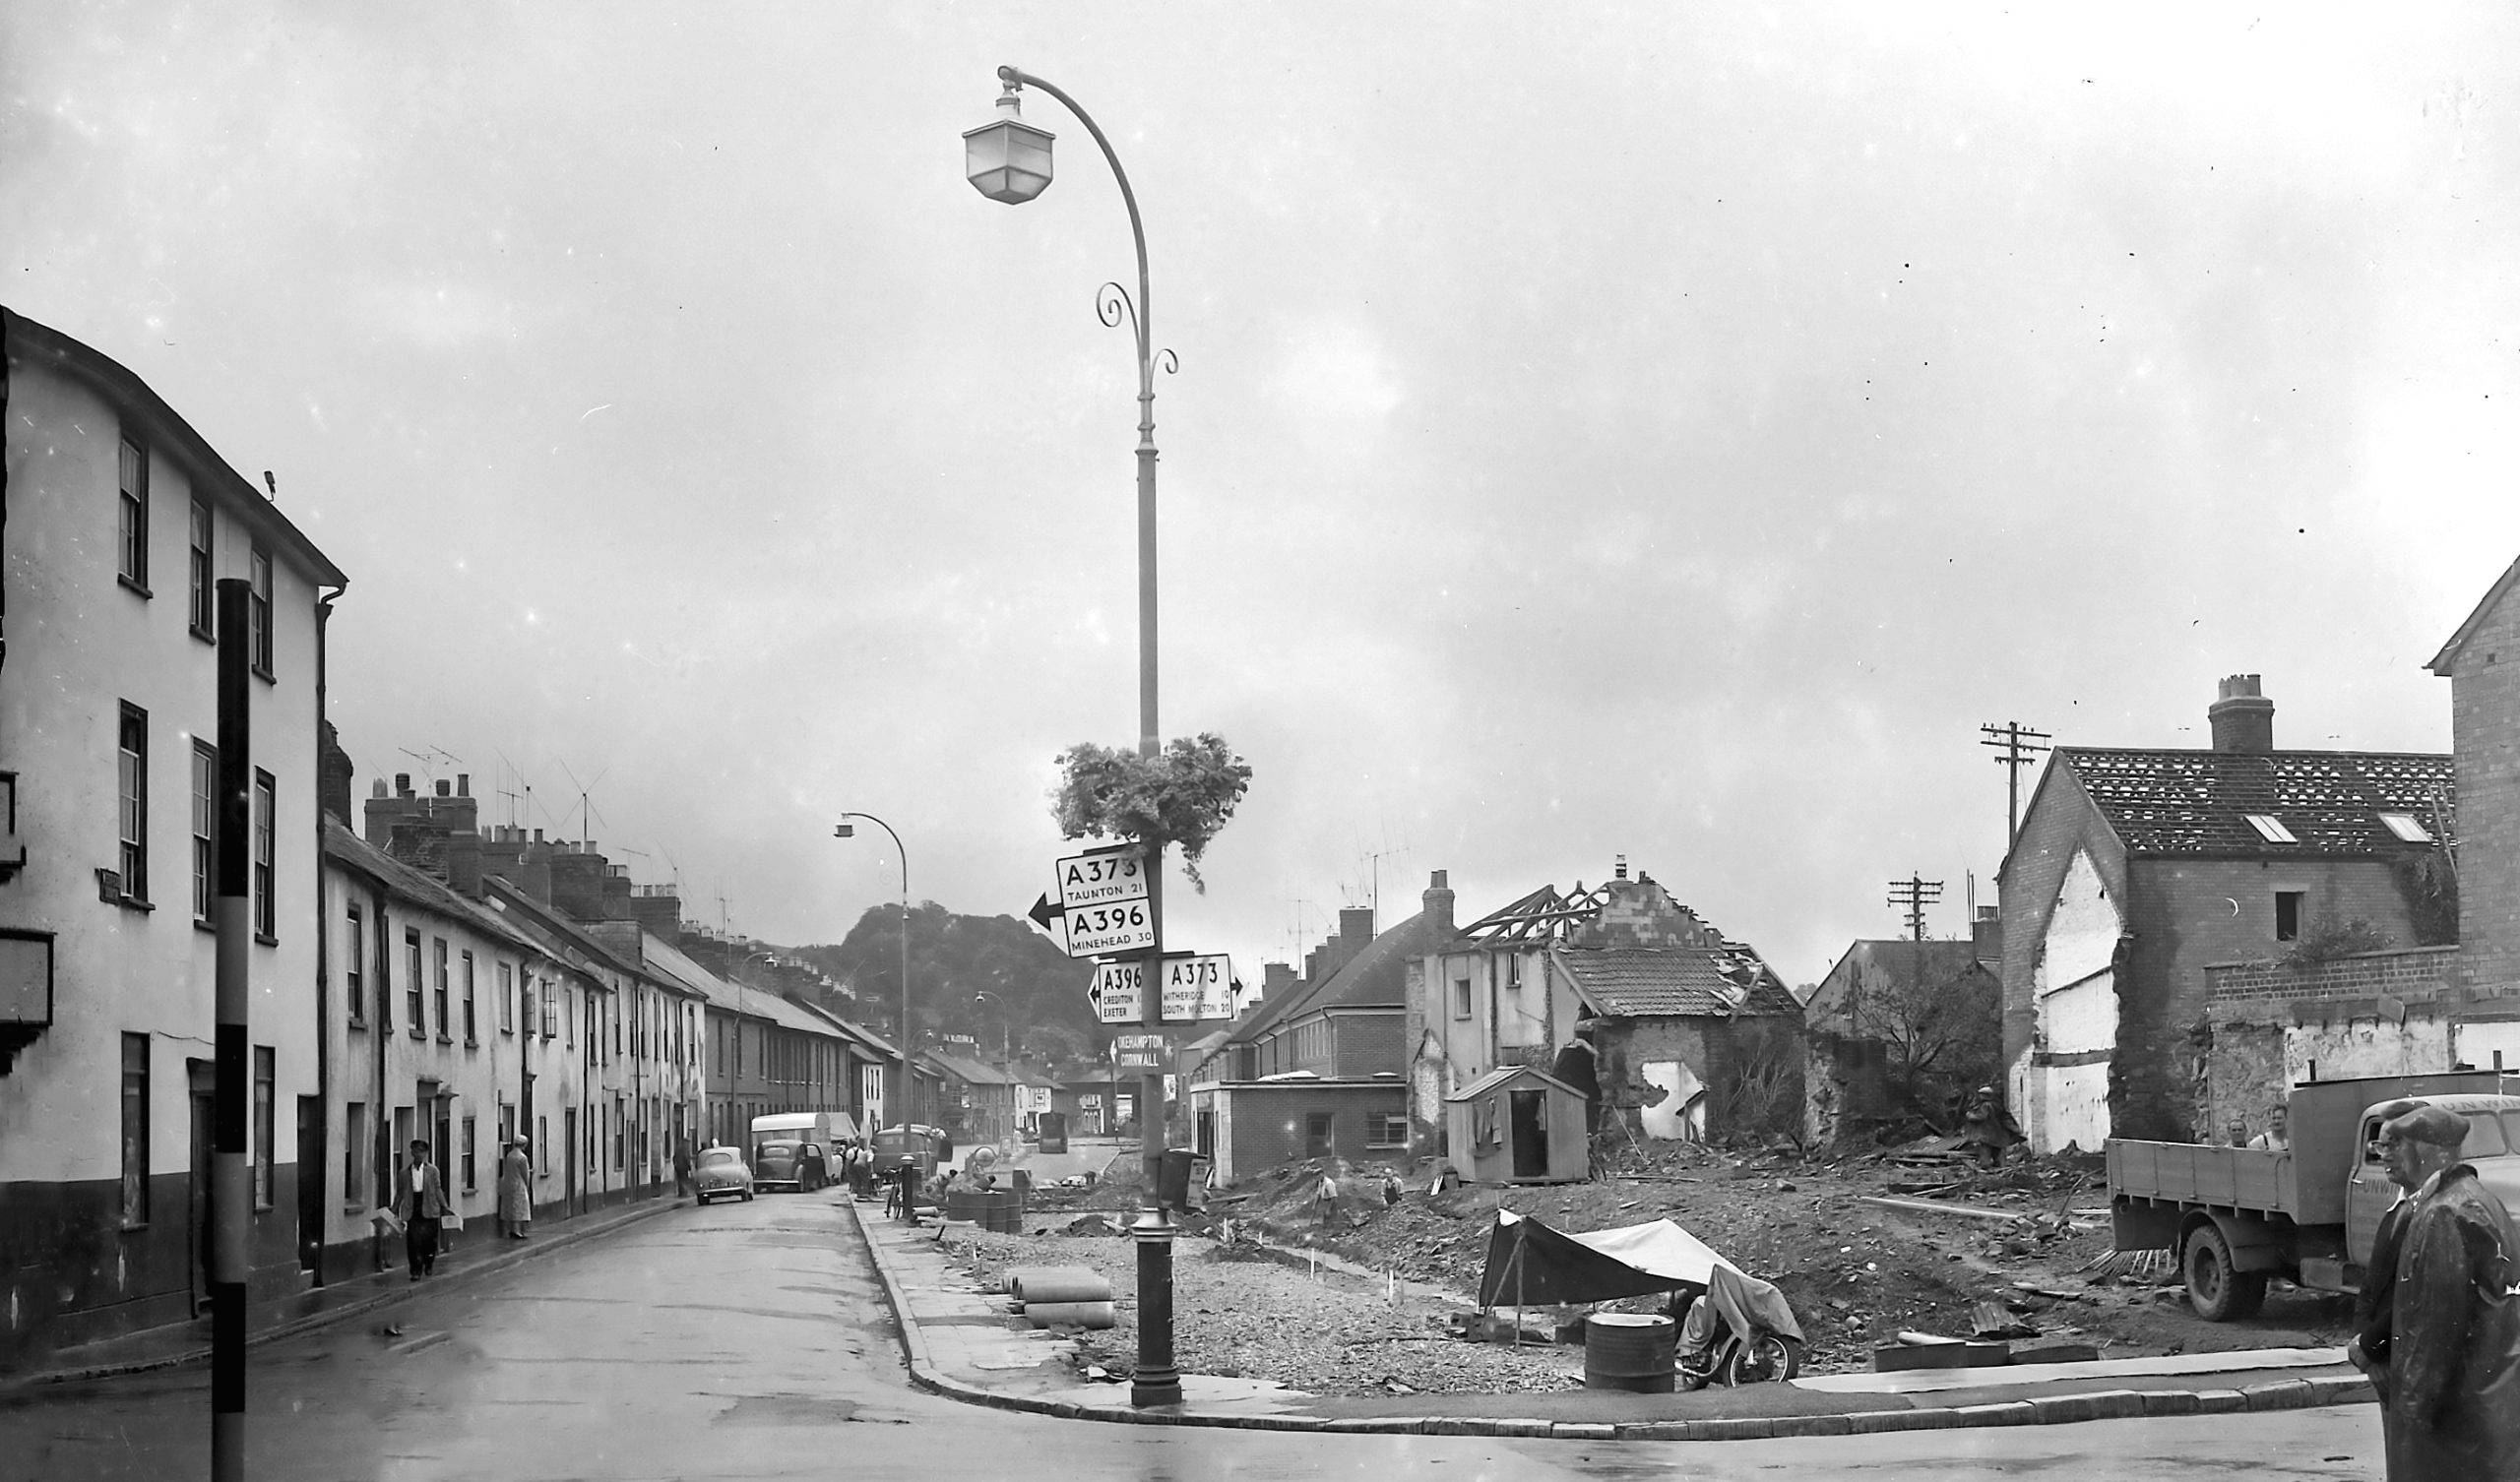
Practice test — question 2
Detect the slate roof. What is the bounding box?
[1227,905,1433,1047]
[2055,747,2454,855]
[1552,945,1801,1019]
[324,823,544,957]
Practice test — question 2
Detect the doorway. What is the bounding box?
[296,1095,325,1279]
[1304,1112,1334,1159]
[1510,1089,1548,1179]
[187,1061,214,1316]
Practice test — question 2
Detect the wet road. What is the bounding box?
[0,1192,2382,1480]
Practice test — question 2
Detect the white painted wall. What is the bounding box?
[2028,849,2123,1153]
[2455,1021,2520,1073]
[2290,1014,2454,1086]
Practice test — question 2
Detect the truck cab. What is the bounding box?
[2342,1093,2520,1279]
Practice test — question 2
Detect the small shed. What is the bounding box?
[1445,1065,1590,1185]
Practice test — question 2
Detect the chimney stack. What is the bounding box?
[1614,854,1629,882]
[1424,869,1455,938]
[2208,674,2275,754]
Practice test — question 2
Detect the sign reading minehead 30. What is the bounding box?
[1026,845,1158,958]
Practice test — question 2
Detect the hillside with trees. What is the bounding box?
[792,905,1102,1066]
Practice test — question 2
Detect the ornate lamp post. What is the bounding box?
[835,815,913,1135]
[967,64,1182,1409]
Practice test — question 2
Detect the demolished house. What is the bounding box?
[1408,858,1804,1167]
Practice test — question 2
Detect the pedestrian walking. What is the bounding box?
[672,1139,693,1200]
[2373,1102,2520,1480]
[499,1138,535,1240]
[395,1140,451,1279]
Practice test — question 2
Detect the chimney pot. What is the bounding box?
[435,778,451,798]
[1614,855,1629,881]
[396,772,411,796]
[457,773,470,797]
[371,779,388,798]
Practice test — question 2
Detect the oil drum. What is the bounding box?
[1584,1312,1677,1392]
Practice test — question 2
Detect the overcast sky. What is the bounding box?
[9,5,2517,992]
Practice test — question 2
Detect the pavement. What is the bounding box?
[1,1194,678,1389]
[852,1199,2380,1442]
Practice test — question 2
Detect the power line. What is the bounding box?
[1980,720,2053,848]
[1886,874,1943,942]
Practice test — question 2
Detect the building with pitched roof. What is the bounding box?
[1999,675,2455,1153]
[2431,553,2520,1020]
[0,311,348,1368]
[1182,879,1454,1182]
[1407,860,1803,1160]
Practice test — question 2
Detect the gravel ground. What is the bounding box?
[944,1230,1587,1396]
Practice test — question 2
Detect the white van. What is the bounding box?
[747,1112,860,1192]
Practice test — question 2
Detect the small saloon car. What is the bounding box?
[693,1145,755,1204]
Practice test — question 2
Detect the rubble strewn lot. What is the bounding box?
[956,1138,2359,1394]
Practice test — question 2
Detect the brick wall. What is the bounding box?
[1335,1011,1407,1079]
[2449,579,2520,998]
[2206,945,2458,1008]
[2118,857,2428,1142]
[2202,946,2459,1139]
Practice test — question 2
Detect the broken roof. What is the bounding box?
[2054,746,2454,855]
[1552,945,1801,1019]
[1457,881,1617,947]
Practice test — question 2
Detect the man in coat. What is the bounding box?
[2376,1102,2520,1481]
[2347,1100,2422,1423]
[394,1140,452,1279]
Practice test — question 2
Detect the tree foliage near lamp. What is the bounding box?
[1050,733,1253,891]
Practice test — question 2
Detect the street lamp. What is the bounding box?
[967,63,1181,1411]
[835,816,912,1137]
[973,990,1014,1147]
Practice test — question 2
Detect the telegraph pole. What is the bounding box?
[1980,721,2052,847]
[1886,875,1943,942]
[212,579,250,1480]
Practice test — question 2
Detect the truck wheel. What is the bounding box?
[2185,1225,2269,1321]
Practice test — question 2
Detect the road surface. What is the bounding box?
[0,1190,2383,1480]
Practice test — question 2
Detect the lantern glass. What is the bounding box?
[964,114,1054,205]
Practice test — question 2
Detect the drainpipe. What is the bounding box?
[310,583,342,1286]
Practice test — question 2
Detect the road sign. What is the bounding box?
[1087,961,1144,1025]
[1113,1031,1169,1070]
[1159,955,1233,1021]
[1055,846,1147,909]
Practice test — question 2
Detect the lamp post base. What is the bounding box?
[1130,1204,1182,1408]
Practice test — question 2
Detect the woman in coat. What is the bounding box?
[498,1139,535,1239]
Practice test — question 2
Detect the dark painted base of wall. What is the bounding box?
[1,1169,310,1375]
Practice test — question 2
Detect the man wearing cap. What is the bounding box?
[2374,1102,2520,1480]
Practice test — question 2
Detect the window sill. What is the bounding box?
[409,1027,426,1040]
[253,665,275,685]
[120,575,154,599]
[349,1019,367,1032]
[255,932,278,947]
[464,1037,478,1048]
[190,624,214,646]
[195,917,216,933]
[437,1034,454,1045]
[113,894,155,914]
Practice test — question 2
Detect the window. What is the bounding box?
[253,1046,275,1209]
[613,1095,624,1170]
[566,987,575,1046]
[120,1033,151,1226]
[1367,1114,1410,1149]
[188,497,214,636]
[345,1102,367,1208]
[247,545,273,676]
[1452,976,1473,1020]
[117,705,148,902]
[537,1116,549,1176]
[2379,812,2433,843]
[346,905,366,1026]
[433,939,450,1039]
[191,742,216,922]
[461,1115,477,1192]
[2243,814,2299,844]
[463,952,477,1043]
[406,930,424,1034]
[2275,892,2305,943]
[119,437,149,588]
[375,913,392,1030]
[1504,955,1522,990]
[252,770,276,939]
[499,961,514,1034]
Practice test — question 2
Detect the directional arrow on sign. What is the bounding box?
[1026,893,1156,959]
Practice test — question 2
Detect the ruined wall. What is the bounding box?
[2201,946,2458,1142]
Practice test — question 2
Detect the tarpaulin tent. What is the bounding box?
[1476,1208,1740,1308]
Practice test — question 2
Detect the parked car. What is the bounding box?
[752,1140,827,1193]
[693,1145,755,1204]
[872,1124,950,1179]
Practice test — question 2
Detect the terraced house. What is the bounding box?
[0,311,347,1366]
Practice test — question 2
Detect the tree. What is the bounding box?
[1050,732,1252,891]
[1845,951,2002,1117]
